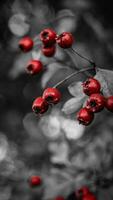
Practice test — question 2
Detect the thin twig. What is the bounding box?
[70,47,95,66]
[53,66,94,88]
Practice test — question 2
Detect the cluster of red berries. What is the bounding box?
[19,28,113,126]
[32,87,61,115]
[29,176,97,200]
[19,28,73,75]
[40,28,73,56]
[19,28,73,115]
[77,77,113,126]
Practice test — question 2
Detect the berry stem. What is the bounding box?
[53,66,95,88]
[65,49,94,77]
[70,47,96,67]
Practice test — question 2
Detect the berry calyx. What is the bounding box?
[82,78,101,96]
[32,97,49,114]
[42,45,56,57]
[40,28,56,46]
[56,32,74,48]
[19,36,33,52]
[43,88,61,104]
[105,96,113,112]
[26,60,43,75]
[77,108,94,126]
[29,175,42,187]
[86,93,105,113]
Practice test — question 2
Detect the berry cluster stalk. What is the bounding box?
[53,66,95,88]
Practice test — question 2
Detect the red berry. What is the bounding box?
[56,32,74,48]
[82,78,101,96]
[29,175,42,187]
[86,93,105,113]
[54,197,65,200]
[77,108,94,126]
[76,186,90,198]
[43,88,61,104]
[83,194,97,200]
[42,45,56,57]
[105,96,113,112]
[19,36,33,52]
[26,60,43,75]
[32,97,49,114]
[40,28,56,46]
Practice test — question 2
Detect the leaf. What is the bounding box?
[62,97,85,115]
[56,9,75,19]
[68,81,84,97]
[43,171,73,199]
[41,63,70,88]
[49,141,69,164]
[61,119,85,140]
[11,0,32,15]
[9,53,32,78]
[95,68,113,96]
[40,115,61,139]
[8,13,30,36]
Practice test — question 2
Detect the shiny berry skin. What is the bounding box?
[82,78,101,96]
[43,88,61,104]
[77,108,94,126]
[40,28,56,46]
[86,93,105,113]
[54,197,65,200]
[32,97,49,114]
[26,60,43,75]
[42,45,56,57]
[29,176,42,187]
[19,37,33,52]
[83,194,97,200]
[76,186,90,198]
[56,32,74,48]
[105,96,113,112]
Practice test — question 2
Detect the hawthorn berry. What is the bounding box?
[32,97,49,114]
[43,88,61,104]
[29,175,42,187]
[56,32,74,48]
[26,60,43,75]
[86,93,105,113]
[77,108,94,126]
[83,193,97,200]
[19,36,33,52]
[42,45,56,57]
[54,197,65,200]
[105,96,113,112]
[40,28,56,46]
[82,78,101,96]
[76,186,90,198]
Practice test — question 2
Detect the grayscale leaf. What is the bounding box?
[62,97,86,115]
[95,68,113,96]
[68,81,85,97]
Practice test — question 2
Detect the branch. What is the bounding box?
[54,66,95,88]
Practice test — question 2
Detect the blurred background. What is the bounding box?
[0,0,113,199]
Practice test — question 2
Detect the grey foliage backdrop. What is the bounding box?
[0,0,113,199]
